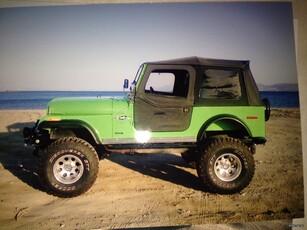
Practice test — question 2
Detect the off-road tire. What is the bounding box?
[39,137,99,198]
[197,137,255,194]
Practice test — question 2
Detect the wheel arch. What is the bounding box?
[38,120,102,146]
[197,115,252,141]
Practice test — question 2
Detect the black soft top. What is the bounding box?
[148,56,249,68]
[145,56,263,106]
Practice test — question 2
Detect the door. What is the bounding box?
[134,64,195,132]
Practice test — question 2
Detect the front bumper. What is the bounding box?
[23,120,49,155]
[23,120,39,146]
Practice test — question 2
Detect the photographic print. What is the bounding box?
[0,2,303,229]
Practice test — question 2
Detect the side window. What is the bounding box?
[199,69,241,100]
[145,69,190,97]
[145,72,175,94]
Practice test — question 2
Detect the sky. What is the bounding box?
[0,2,297,91]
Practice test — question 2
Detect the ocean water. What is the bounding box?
[0,91,125,110]
[0,91,300,110]
[260,91,300,108]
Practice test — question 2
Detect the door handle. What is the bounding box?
[154,112,166,115]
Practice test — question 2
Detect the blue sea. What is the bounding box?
[0,91,300,110]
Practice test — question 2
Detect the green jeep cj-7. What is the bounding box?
[24,57,270,197]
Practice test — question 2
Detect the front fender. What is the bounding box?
[38,120,102,145]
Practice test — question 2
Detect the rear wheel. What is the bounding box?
[39,137,99,197]
[197,137,255,194]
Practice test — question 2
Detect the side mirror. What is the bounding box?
[123,79,129,89]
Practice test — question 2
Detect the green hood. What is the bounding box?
[48,97,129,115]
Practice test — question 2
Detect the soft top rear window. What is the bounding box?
[199,69,241,100]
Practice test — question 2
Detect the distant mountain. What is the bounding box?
[257,83,298,92]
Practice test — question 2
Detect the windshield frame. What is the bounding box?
[130,63,146,100]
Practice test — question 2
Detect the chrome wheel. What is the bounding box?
[53,154,84,184]
[214,153,242,182]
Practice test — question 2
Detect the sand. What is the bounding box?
[0,109,304,229]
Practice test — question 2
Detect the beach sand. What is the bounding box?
[0,109,303,229]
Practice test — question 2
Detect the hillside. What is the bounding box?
[257,83,298,91]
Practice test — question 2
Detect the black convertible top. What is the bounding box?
[148,56,249,68]
[144,56,262,106]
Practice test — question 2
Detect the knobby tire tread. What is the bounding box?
[39,137,99,198]
[197,137,255,194]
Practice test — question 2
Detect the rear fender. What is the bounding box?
[198,116,251,141]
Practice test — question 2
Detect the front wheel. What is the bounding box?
[39,137,99,197]
[197,137,255,194]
